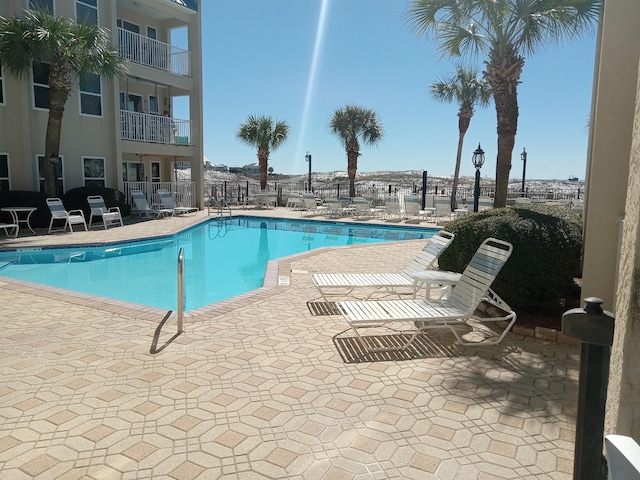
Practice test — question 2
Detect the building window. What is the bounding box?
[83,157,105,187]
[0,60,4,105]
[32,62,50,110]
[76,0,97,25]
[79,73,102,116]
[29,0,54,13]
[0,154,10,191]
[37,154,64,196]
[149,95,158,114]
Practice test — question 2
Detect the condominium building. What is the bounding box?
[0,0,204,208]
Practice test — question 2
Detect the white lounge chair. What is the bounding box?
[336,237,516,352]
[322,197,353,217]
[130,190,170,218]
[351,197,382,219]
[383,195,401,220]
[157,189,198,215]
[310,230,455,301]
[46,198,88,233]
[87,195,123,229]
[605,435,640,480]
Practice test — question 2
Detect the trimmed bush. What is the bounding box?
[0,190,50,228]
[63,186,131,218]
[439,205,583,310]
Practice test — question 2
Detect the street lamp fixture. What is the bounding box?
[472,143,485,212]
[521,148,527,194]
[305,151,312,193]
[49,152,60,164]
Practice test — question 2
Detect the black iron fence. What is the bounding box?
[204,179,583,207]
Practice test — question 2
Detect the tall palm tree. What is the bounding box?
[0,8,127,196]
[236,114,290,191]
[430,64,491,210]
[407,0,601,207]
[328,105,384,198]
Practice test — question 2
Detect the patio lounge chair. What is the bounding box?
[336,237,516,352]
[605,435,640,480]
[87,195,123,229]
[157,189,198,215]
[46,198,88,233]
[130,190,170,218]
[310,230,455,301]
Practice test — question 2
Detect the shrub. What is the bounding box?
[439,205,583,310]
[0,190,50,228]
[63,186,131,218]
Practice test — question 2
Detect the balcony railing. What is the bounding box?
[123,182,196,208]
[120,111,193,145]
[118,28,191,76]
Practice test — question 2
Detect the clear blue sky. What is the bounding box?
[199,0,597,180]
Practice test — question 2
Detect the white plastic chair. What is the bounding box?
[46,198,88,233]
[606,435,640,480]
[87,195,123,229]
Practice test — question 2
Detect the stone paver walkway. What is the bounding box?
[0,208,579,479]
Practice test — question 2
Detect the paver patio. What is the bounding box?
[0,209,580,479]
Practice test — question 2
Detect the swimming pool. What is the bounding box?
[0,217,437,311]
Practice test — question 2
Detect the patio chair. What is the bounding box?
[157,189,198,215]
[130,190,170,218]
[605,435,640,480]
[382,195,401,220]
[336,237,515,352]
[322,197,353,217]
[87,195,123,229]
[46,198,88,233]
[0,221,18,238]
[310,230,455,301]
[352,197,383,219]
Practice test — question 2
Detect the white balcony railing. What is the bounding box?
[118,28,191,76]
[123,182,196,208]
[120,110,193,145]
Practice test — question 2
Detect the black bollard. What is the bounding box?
[562,297,615,480]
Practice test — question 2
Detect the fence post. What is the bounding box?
[421,171,428,209]
[562,297,615,480]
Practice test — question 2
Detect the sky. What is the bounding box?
[197,0,598,181]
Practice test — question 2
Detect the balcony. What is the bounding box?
[118,28,191,76]
[120,111,193,146]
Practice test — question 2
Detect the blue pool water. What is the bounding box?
[0,217,437,311]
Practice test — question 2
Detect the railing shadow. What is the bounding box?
[150,310,181,354]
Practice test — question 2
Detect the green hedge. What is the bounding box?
[439,205,583,310]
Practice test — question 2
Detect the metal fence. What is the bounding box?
[204,179,584,207]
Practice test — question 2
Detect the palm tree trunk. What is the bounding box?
[485,51,523,208]
[44,65,71,197]
[451,115,470,210]
[258,148,269,191]
[347,141,359,198]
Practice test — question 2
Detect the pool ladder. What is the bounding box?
[207,197,232,217]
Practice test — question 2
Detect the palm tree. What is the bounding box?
[328,105,384,198]
[236,115,289,191]
[0,8,127,196]
[430,64,491,210]
[407,0,601,207]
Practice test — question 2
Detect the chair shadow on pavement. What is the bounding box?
[333,328,461,363]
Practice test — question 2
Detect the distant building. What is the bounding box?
[244,163,260,176]
[210,164,228,172]
[228,166,244,174]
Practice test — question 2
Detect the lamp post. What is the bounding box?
[521,148,527,193]
[49,152,60,164]
[305,151,312,192]
[472,143,485,212]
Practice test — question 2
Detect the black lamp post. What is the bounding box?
[472,143,485,212]
[305,151,312,192]
[521,147,527,193]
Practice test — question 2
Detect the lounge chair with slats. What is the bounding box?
[157,189,198,215]
[310,230,455,301]
[131,189,170,218]
[336,237,516,352]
